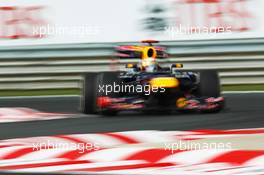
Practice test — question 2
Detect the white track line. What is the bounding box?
[222,91,264,94]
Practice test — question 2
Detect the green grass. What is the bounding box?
[222,84,264,91]
[0,89,80,97]
[0,84,263,97]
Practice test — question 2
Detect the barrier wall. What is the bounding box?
[0,39,263,90]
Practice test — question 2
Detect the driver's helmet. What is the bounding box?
[141,58,158,72]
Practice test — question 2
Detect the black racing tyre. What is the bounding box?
[197,70,221,98]
[80,73,99,114]
[97,72,121,116]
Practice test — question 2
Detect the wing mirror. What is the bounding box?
[126,63,138,69]
[171,63,183,68]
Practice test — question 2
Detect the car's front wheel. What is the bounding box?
[80,73,99,114]
[81,72,121,116]
[197,70,221,98]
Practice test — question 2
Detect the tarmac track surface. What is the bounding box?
[0,93,263,139]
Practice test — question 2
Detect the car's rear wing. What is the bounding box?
[115,45,168,59]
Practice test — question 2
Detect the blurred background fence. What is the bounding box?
[0,38,264,90]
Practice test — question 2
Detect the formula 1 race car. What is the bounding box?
[81,40,224,115]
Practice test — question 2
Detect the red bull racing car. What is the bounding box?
[81,40,224,115]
